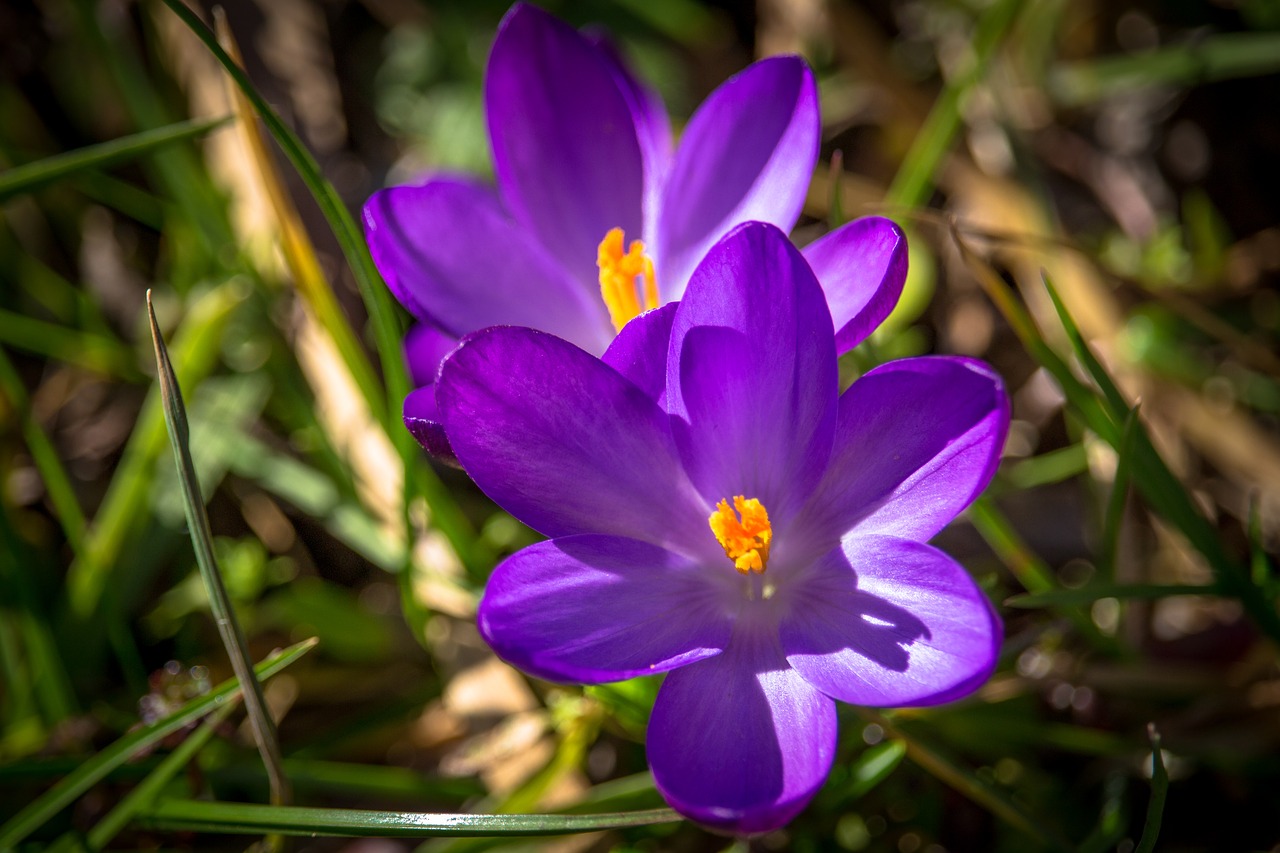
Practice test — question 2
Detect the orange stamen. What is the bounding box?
[708,496,773,574]
[597,227,659,333]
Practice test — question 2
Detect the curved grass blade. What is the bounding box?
[955,228,1280,643]
[147,293,290,808]
[212,11,384,426]
[0,638,315,850]
[157,0,408,424]
[0,117,229,203]
[161,0,493,580]
[85,699,239,850]
[136,800,680,838]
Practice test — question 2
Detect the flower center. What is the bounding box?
[708,496,772,574]
[597,227,658,333]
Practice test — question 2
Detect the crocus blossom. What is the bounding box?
[436,221,1009,833]
[362,3,909,456]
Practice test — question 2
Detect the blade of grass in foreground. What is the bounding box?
[84,700,239,850]
[0,639,315,850]
[147,292,289,808]
[136,800,680,838]
[0,117,229,202]
[157,0,408,423]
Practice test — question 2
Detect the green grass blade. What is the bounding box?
[157,0,409,424]
[0,117,229,202]
[957,230,1280,642]
[0,511,78,724]
[0,638,315,850]
[885,0,1023,209]
[1005,583,1218,609]
[0,309,139,378]
[135,800,680,838]
[844,739,908,802]
[1041,273,1128,415]
[147,293,290,808]
[0,347,88,554]
[1098,408,1140,584]
[1133,724,1168,853]
[85,700,238,850]
[1050,32,1280,107]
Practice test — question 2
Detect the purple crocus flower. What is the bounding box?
[435,221,1009,833]
[362,3,908,456]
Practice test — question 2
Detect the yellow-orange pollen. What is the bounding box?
[597,227,658,333]
[708,496,773,574]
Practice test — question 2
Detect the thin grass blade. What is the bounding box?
[1041,273,1128,415]
[136,800,680,838]
[1005,583,1219,609]
[157,0,408,421]
[85,699,239,850]
[0,348,88,554]
[0,638,315,850]
[147,292,290,807]
[1133,724,1168,853]
[885,0,1022,209]
[212,11,384,424]
[0,117,229,202]
[1098,407,1140,584]
[1050,32,1280,107]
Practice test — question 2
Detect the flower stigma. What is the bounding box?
[708,496,772,574]
[597,227,658,333]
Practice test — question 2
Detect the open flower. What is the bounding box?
[363,3,908,456]
[436,221,1009,833]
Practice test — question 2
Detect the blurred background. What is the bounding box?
[3,0,1280,850]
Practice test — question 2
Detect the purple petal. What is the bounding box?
[437,326,711,552]
[667,222,837,526]
[602,302,677,406]
[803,216,908,353]
[781,536,1000,707]
[649,627,836,834]
[585,31,672,241]
[403,387,456,467]
[655,56,819,299]
[486,4,646,289]
[403,323,457,388]
[478,535,732,683]
[364,177,612,353]
[791,356,1009,545]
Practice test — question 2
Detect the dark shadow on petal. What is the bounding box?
[781,551,931,674]
[801,590,931,672]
